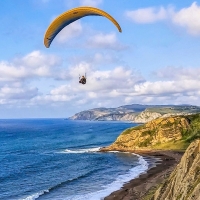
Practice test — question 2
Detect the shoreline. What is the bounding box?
[103,150,184,200]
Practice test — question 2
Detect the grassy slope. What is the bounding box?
[146,106,200,114]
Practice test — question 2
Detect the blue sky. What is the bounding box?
[1,0,200,118]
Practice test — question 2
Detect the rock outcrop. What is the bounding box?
[134,111,162,123]
[102,116,191,151]
[153,139,200,200]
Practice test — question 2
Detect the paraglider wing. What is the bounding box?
[44,6,122,48]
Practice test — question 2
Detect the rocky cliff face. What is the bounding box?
[153,139,200,200]
[95,113,138,121]
[134,111,162,123]
[102,116,190,151]
[69,110,110,120]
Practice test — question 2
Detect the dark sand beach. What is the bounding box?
[104,150,184,200]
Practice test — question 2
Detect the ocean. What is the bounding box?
[0,119,154,200]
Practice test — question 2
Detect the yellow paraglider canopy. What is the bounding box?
[44,6,122,48]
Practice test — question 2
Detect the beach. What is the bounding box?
[104,150,184,200]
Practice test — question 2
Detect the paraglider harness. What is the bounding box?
[79,73,86,84]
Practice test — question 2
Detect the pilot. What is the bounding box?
[79,75,86,84]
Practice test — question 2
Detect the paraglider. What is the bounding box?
[79,74,86,85]
[44,7,122,85]
[44,6,122,48]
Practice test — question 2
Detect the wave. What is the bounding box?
[65,153,149,200]
[20,168,101,200]
[20,190,49,200]
[66,143,99,148]
[58,147,101,154]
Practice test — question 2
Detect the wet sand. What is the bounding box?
[103,150,184,200]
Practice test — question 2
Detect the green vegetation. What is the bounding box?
[184,114,200,142]
[146,107,176,114]
[121,127,135,135]
[138,137,152,147]
[146,106,200,115]
[141,130,151,137]
[121,124,144,135]
[152,140,189,150]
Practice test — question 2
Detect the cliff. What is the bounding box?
[153,139,200,200]
[101,113,200,151]
[68,104,200,123]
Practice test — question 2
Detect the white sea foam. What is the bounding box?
[59,147,101,154]
[64,153,149,200]
[21,190,49,200]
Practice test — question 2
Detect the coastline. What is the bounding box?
[103,150,184,200]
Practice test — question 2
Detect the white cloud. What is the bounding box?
[0,85,38,105]
[32,75,200,110]
[5,57,200,109]
[79,0,103,7]
[120,65,200,105]
[125,2,200,36]
[125,6,168,23]
[30,63,144,105]
[0,51,60,81]
[133,80,199,96]
[87,33,127,50]
[154,66,200,80]
[55,21,83,44]
[171,2,200,35]
[66,61,92,80]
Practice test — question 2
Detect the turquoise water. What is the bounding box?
[0,119,150,200]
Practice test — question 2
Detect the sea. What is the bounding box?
[0,119,158,200]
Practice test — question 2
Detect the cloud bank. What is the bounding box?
[1,51,200,110]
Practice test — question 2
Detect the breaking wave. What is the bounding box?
[59,147,101,154]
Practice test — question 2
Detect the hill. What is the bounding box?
[101,113,200,151]
[69,104,200,123]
